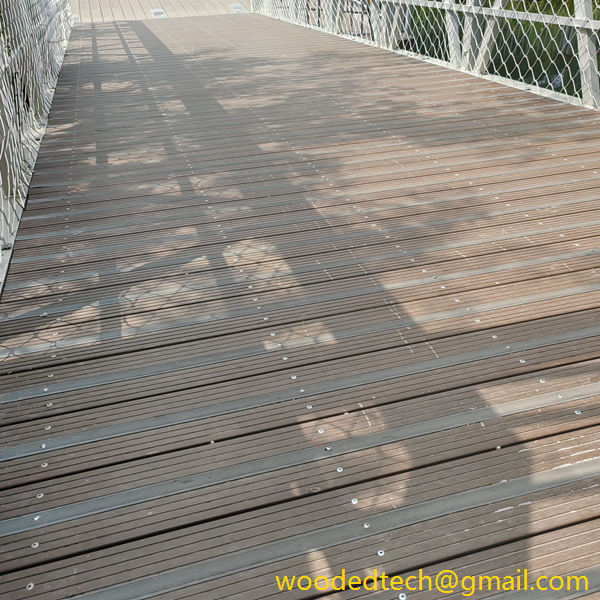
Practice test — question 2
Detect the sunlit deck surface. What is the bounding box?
[68,0,250,23]
[1,12,600,600]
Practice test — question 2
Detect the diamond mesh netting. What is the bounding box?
[0,0,71,269]
[253,0,600,109]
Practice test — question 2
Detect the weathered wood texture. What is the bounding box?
[0,13,599,600]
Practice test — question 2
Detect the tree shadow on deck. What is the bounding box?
[0,13,599,600]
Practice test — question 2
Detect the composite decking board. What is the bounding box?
[3,356,596,496]
[2,302,599,415]
[5,280,594,378]
[2,398,595,522]
[68,0,250,20]
[108,0,126,19]
[32,106,597,164]
[2,249,598,351]
[33,114,597,175]
[3,338,593,496]
[2,373,599,493]
[2,12,600,599]
[25,150,600,218]
[25,128,600,191]
[9,346,600,445]
[36,97,587,136]
[21,179,593,234]
[1,314,597,434]
[3,310,598,421]
[2,356,599,451]
[21,138,600,205]
[7,229,598,311]
[2,269,595,373]
[3,412,599,563]
[18,157,600,225]
[3,374,598,483]
[19,150,600,230]
[30,129,598,189]
[25,121,600,193]
[37,84,589,130]
[3,332,596,460]
[5,272,597,386]
[195,522,600,600]
[18,171,600,245]
[2,280,600,416]
[16,187,600,254]
[2,338,599,465]
[39,76,562,108]
[40,77,561,116]
[25,132,600,201]
[1,273,593,369]
[29,97,584,147]
[42,78,517,114]
[7,200,600,280]
[4,479,599,599]
[3,487,599,597]
[2,269,598,399]
[1,431,598,591]
[10,186,600,269]
[3,239,598,312]
[3,231,598,329]
[38,80,589,117]
[13,189,600,256]
[32,115,590,161]
[2,220,596,307]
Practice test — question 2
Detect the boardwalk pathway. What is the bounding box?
[1,13,599,599]
[69,0,249,24]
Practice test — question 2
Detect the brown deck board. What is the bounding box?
[1,12,600,600]
[69,0,250,21]
[1,432,598,595]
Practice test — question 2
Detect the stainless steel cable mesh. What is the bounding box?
[253,0,600,109]
[0,0,71,278]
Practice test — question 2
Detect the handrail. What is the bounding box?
[0,0,72,289]
[254,0,600,110]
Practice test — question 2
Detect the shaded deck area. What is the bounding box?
[1,12,600,599]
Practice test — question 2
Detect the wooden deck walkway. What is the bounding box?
[1,12,600,600]
[69,0,249,24]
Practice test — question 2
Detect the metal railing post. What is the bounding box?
[444,1,461,69]
[461,0,483,70]
[575,0,600,108]
[472,0,507,75]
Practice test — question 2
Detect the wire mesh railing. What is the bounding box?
[253,0,600,109]
[0,0,72,284]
